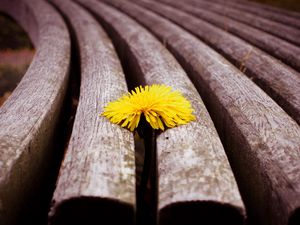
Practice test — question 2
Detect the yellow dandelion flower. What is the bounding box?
[101,84,195,131]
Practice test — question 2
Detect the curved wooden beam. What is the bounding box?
[48,0,135,224]
[0,0,70,224]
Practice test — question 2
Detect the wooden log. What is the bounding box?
[177,0,300,46]
[102,1,300,224]
[48,0,135,224]
[76,0,245,224]
[138,0,300,126]
[0,0,70,224]
[206,0,300,29]
[153,0,300,72]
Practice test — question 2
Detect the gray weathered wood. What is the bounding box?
[208,0,300,29]
[156,0,300,72]
[138,0,300,125]
[48,0,135,224]
[181,0,300,46]
[104,1,300,224]
[77,0,245,224]
[0,0,70,224]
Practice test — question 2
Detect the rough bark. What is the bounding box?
[77,0,245,224]
[105,1,300,224]
[48,0,135,224]
[0,0,70,224]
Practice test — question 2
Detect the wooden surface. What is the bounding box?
[137,0,300,126]
[104,1,300,224]
[208,0,300,29]
[181,0,300,46]
[156,0,300,72]
[49,0,135,224]
[0,0,70,224]
[1,0,299,224]
[76,0,245,224]
[232,0,300,19]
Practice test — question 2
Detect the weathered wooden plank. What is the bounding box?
[77,0,245,224]
[137,0,300,126]
[237,0,300,20]
[103,1,300,224]
[179,0,300,46]
[207,0,300,29]
[0,0,70,224]
[154,0,300,72]
[48,0,135,224]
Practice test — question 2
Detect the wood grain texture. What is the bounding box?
[76,0,245,224]
[235,0,300,20]
[0,0,70,224]
[48,0,135,224]
[105,1,300,224]
[158,0,300,72]
[208,0,300,29]
[139,0,300,126]
[180,0,300,46]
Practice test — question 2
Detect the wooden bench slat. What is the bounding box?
[76,0,245,224]
[0,0,70,224]
[177,0,300,46]
[155,0,300,72]
[208,0,300,29]
[103,1,300,224]
[48,0,135,224]
[238,0,300,20]
[137,0,300,126]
